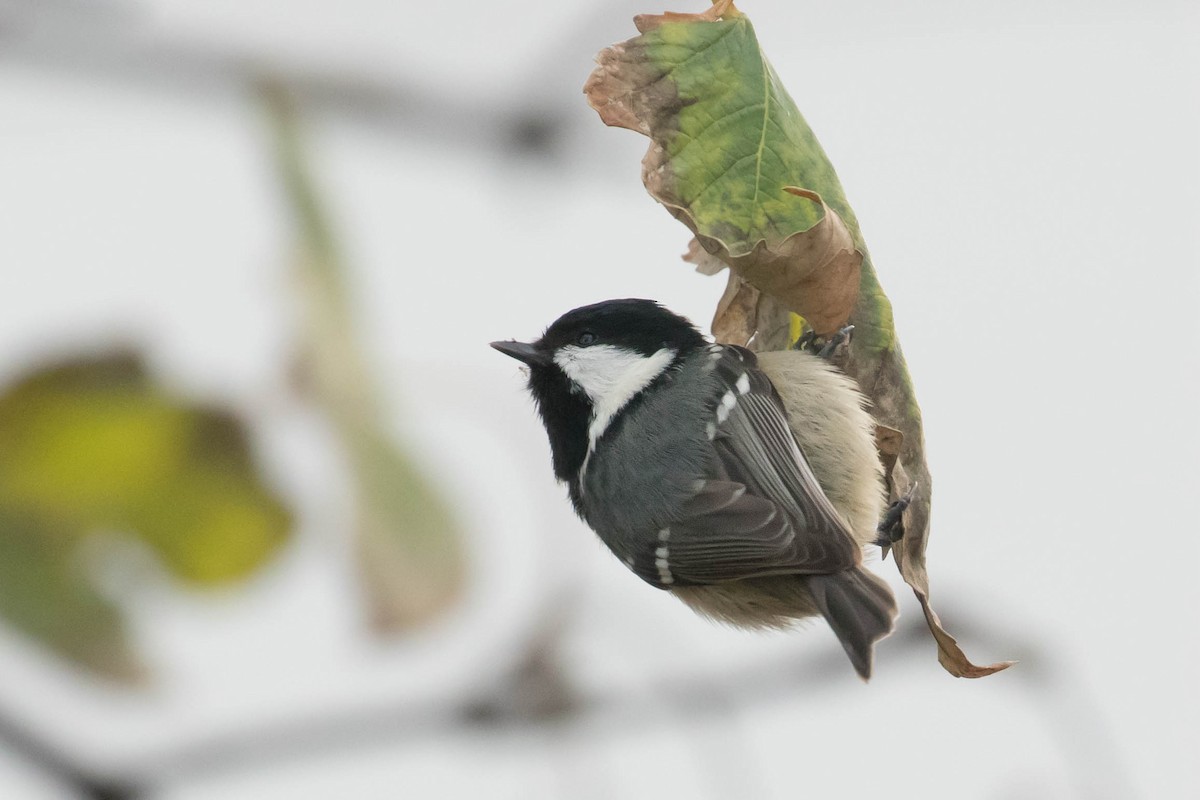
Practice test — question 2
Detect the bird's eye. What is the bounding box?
[577,331,597,346]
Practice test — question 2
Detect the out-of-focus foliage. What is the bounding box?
[265,85,466,630]
[0,353,292,679]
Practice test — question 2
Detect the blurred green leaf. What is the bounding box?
[0,353,292,679]
[0,508,140,680]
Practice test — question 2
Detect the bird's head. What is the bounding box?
[491,299,706,482]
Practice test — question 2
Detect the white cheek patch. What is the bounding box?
[554,344,676,451]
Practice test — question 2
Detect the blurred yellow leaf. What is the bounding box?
[0,352,293,679]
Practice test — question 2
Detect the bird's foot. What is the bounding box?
[792,325,853,359]
[875,483,917,549]
[818,325,854,360]
[793,329,818,352]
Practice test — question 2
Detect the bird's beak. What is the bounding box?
[490,340,552,367]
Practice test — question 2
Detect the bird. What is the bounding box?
[492,298,897,679]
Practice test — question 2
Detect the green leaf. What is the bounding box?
[0,508,141,680]
[587,5,864,341]
[586,3,1012,677]
[0,353,293,679]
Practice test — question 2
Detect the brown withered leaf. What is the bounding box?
[710,271,760,347]
[692,248,795,353]
[750,291,794,352]
[873,424,904,494]
[265,85,465,631]
[684,237,728,277]
[684,189,863,339]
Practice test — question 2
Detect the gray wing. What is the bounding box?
[640,346,860,588]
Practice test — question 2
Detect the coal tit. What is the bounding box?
[492,299,897,679]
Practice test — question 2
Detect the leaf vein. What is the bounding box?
[749,51,771,237]
[673,103,764,157]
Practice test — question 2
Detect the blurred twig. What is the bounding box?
[0,709,140,800]
[0,0,573,159]
[0,593,1134,798]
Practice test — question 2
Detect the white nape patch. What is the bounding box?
[554,344,676,451]
[658,527,670,542]
[735,373,751,395]
[704,346,724,372]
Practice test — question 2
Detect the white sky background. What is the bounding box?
[1,0,1198,798]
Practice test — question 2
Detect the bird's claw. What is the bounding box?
[793,325,853,359]
[818,325,854,360]
[875,483,917,549]
[793,329,818,352]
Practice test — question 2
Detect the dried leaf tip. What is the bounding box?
[635,0,741,32]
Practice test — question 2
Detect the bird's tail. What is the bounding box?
[805,567,898,680]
